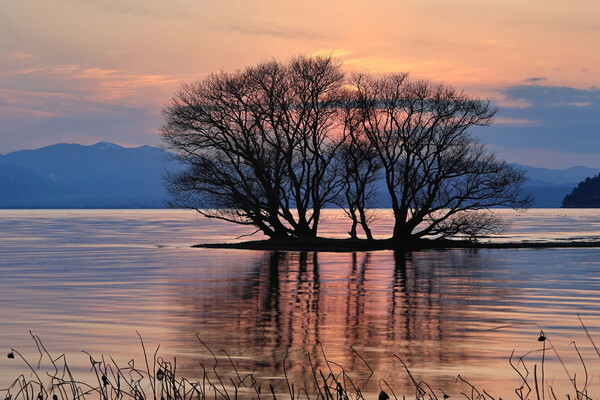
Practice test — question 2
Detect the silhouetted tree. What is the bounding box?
[350,73,530,242]
[336,103,382,240]
[162,55,347,239]
[162,56,530,243]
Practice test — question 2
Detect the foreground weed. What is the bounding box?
[3,320,600,400]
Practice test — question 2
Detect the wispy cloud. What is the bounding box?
[342,55,490,85]
[5,68,45,76]
[489,145,600,169]
[0,104,60,118]
[504,85,600,107]
[523,77,547,83]
[10,50,34,60]
[0,89,69,118]
[566,102,592,107]
[0,87,99,119]
[226,22,330,41]
[494,117,539,126]
[51,65,178,100]
[4,65,178,103]
[311,49,352,58]
[494,97,532,109]
[72,67,120,79]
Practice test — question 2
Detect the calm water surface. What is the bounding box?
[1,209,600,397]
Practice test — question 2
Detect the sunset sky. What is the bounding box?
[1,0,599,168]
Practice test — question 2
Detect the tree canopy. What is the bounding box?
[161,55,531,243]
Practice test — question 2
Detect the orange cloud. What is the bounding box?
[12,65,179,104]
[94,74,178,101]
[311,49,352,58]
[340,54,491,86]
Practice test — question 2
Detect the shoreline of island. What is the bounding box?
[193,238,600,252]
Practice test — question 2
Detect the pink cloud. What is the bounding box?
[2,64,179,111]
[7,68,45,75]
[494,117,539,126]
[494,98,532,108]
[73,67,119,79]
[10,51,34,60]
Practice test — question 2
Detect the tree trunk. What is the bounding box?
[348,219,358,240]
[267,204,289,239]
[357,206,373,240]
[392,221,414,243]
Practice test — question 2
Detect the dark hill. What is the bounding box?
[562,174,600,208]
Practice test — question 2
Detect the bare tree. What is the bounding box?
[336,102,383,240]
[351,73,531,242]
[161,55,347,239]
[277,56,348,237]
[162,56,530,243]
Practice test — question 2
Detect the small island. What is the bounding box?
[194,236,600,252]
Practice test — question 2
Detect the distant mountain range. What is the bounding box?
[510,164,600,208]
[0,142,180,208]
[0,142,598,208]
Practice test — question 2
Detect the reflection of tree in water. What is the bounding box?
[389,252,458,366]
[171,249,508,392]
[238,252,323,377]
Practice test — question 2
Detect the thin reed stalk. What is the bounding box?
[3,325,600,400]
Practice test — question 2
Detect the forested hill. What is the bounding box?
[562,174,600,208]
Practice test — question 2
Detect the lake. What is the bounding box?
[1,209,600,398]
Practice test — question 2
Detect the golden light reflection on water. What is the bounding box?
[1,209,600,397]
